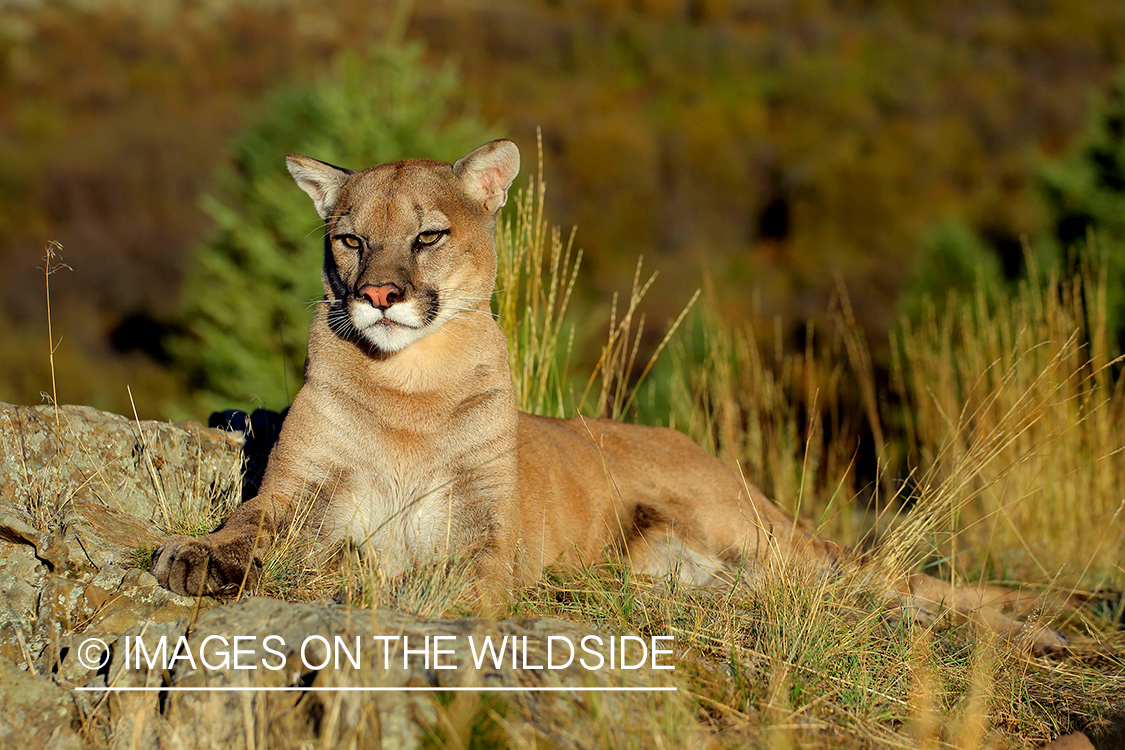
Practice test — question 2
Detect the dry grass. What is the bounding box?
[23,240,71,530]
[120,387,244,541]
[891,254,1125,595]
[503,562,1106,748]
[660,283,868,544]
[23,241,243,541]
[494,130,697,420]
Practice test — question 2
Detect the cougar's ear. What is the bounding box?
[453,140,520,213]
[286,154,353,220]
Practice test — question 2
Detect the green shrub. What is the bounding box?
[900,218,1005,319]
[1039,65,1125,342]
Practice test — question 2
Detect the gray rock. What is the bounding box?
[0,403,243,552]
[0,656,84,749]
[0,527,46,664]
[0,403,233,676]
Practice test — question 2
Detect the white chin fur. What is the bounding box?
[350,303,428,352]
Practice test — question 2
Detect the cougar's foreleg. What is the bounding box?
[153,494,280,596]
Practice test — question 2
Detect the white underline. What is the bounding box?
[77,686,678,693]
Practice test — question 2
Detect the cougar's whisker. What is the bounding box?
[442,306,500,319]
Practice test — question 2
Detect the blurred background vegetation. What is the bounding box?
[2,0,1124,426]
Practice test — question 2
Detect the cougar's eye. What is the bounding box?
[338,235,361,249]
[416,230,446,247]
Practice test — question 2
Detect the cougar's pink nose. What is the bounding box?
[358,283,404,309]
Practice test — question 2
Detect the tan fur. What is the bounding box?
[153,141,1068,654]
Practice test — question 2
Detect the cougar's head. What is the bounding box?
[286,140,520,354]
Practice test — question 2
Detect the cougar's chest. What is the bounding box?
[309,355,513,574]
[329,413,464,575]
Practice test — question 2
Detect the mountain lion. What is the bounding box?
[153,140,1066,654]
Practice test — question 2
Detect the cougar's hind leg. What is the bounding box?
[963,581,1054,618]
[620,488,843,590]
[704,478,851,584]
[892,573,1069,656]
[589,420,847,588]
[619,470,849,590]
[626,529,735,586]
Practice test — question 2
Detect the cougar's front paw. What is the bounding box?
[153,532,262,596]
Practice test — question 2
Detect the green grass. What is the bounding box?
[129,545,156,571]
[422,691,510,750]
